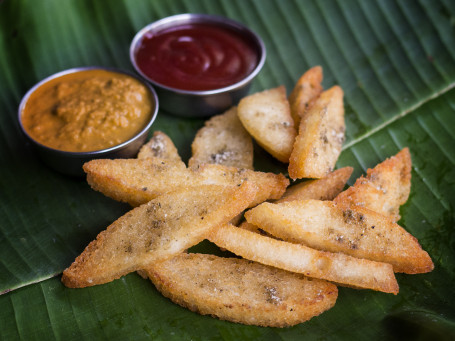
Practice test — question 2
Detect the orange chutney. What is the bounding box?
[21,69,153,152]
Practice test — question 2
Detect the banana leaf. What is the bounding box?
[1,0,454,339]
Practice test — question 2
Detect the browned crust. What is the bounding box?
[245,199,434,274]
[194,163,289,206]
[145,253,338,327]
[288,86,345,179]
[62,183,258,288]
[288,66,324,127]
[334,148,412,222]
[84,158,190,206]
[209,224,399,294]
[83,158,289,208]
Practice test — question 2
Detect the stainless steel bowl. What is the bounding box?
[18,66,159,177]
[130,13,266,117]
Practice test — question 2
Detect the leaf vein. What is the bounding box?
[343,82,455,150]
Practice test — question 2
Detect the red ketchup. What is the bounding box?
[135,23,259,91]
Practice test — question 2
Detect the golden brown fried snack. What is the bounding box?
[194,163,288,206]
[137,131,183,162]
[242,167,353,236]
[209,224,399,294]
[245,199,433,274]
[188,107,254,170]
[334,148,412,222]
[84,158,189,207]
[62,183,257,288]
[288,66,324,126]
[276,167,353,203]
[238,85,297,163]
[84,158,288,207]
[288,86,345,179]
[145,253,338,327]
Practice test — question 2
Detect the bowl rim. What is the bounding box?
[17,66,159,157]
[129,13,266,96]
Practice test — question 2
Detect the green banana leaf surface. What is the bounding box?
[1,0,455,339]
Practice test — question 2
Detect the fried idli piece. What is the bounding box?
[334,148,412,222]
[242,167,353,236]
[194,163,289,206]
[61,183,257,288]
[84,158,288,207]
[288,86,345,179]
[288,66,324,127]
[145,253,338,327]
[84,158,189,207]
[137,131,183,163]
[209,224,399,294]
[245,200,433,274]
[188,107,254,170]
[238,85,297,163]
[276,166,353,203]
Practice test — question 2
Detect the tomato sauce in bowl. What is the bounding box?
[130,14,266,117]
[134,23,259,91]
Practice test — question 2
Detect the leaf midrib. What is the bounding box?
[342,81,455,150]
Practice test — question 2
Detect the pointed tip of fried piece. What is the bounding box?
[83,158,189,207]
[137,130,183,162]
[334,147,412,222]
[288,85,345,179]
[289,66,324,127]
[276,166,353,203]
[238,85,297,163]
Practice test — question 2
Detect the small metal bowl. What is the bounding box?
[130,13,266,117]
[18,67,159,177]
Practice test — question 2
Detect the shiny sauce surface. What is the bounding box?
[135,23,259,91]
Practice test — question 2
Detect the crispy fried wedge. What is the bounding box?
[145,253,338,327]
[84,158,288,207]
[276,167,353,203]
[188,107,254,170]
[288,86,345,179]
[209,224,399,294]
[194,163,288,206]
[242,167,353,235]
[61,183,257,288]
[245,200,433,274]
[84,158,190,207]
[334,148,412,222]
[288,66,324,126]
[237,85,297,163]
[137,131,183,162]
